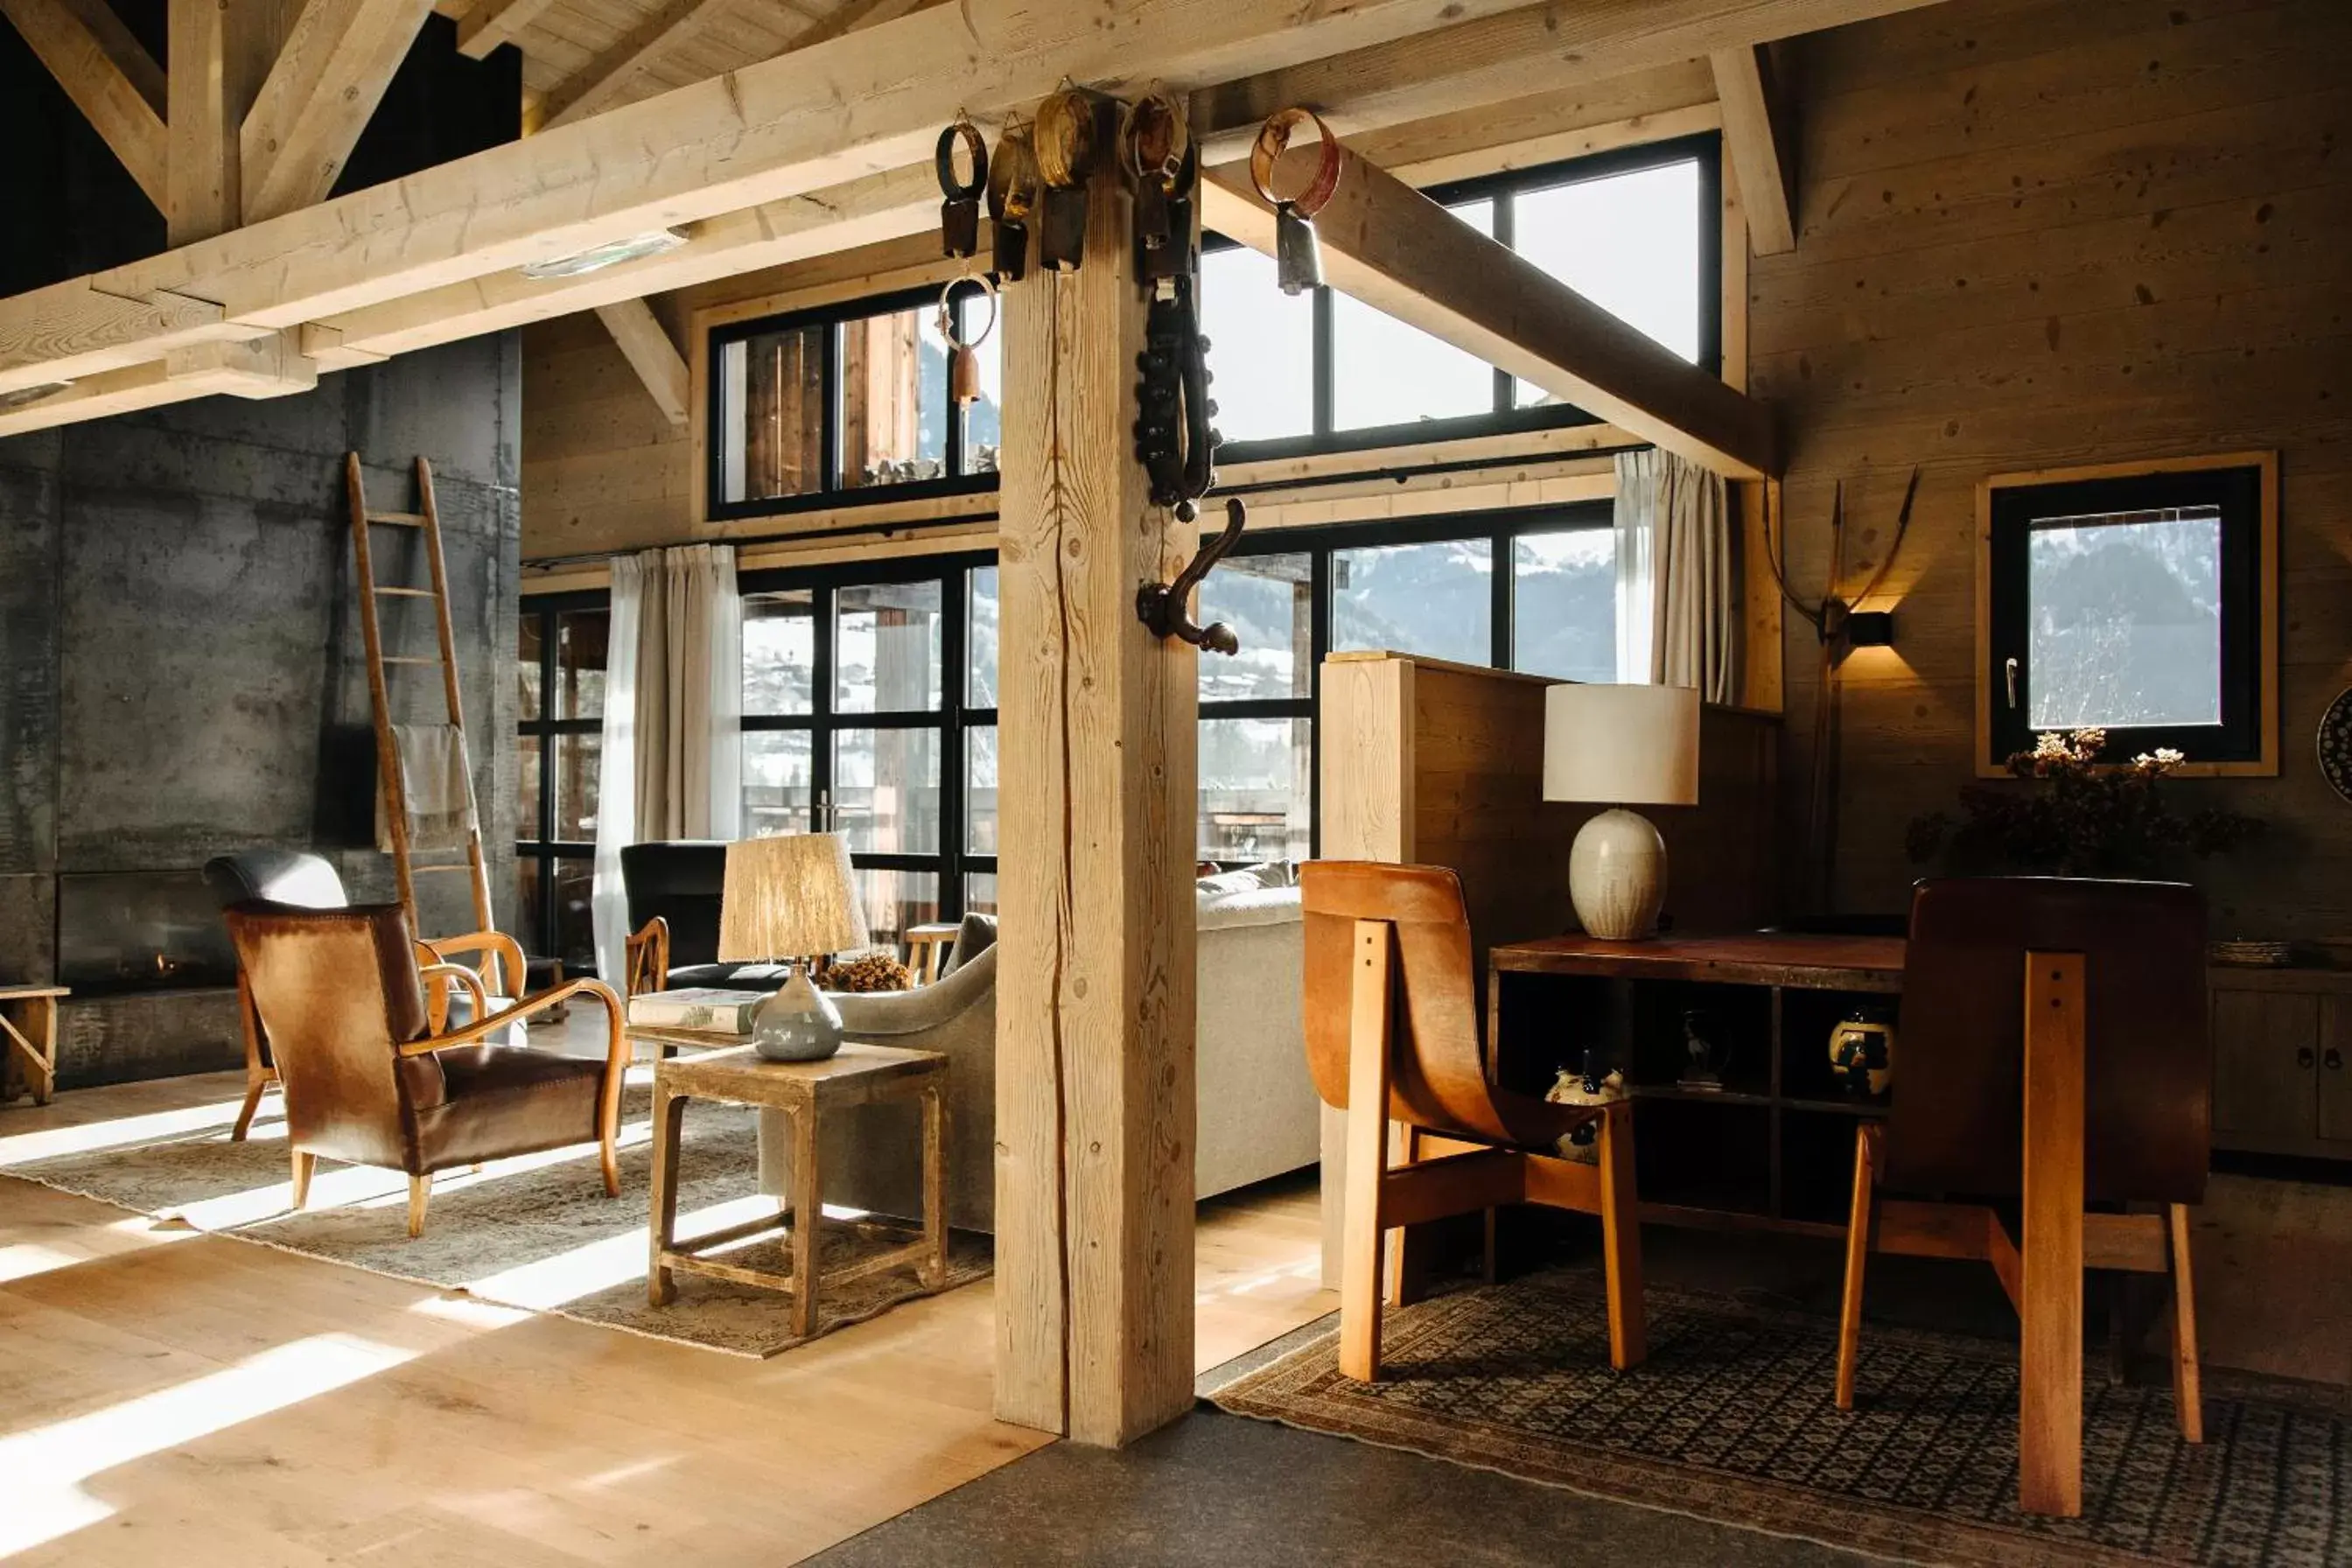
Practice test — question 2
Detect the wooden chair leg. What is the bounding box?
[2168,1202,2204,1444]
[289,1149,315,1208]
[230,973,269,1142]
[230,1071,270,1143]
[2018,950,2087,1518]
[1339,919,1395,1383]
[1836,1122,1879,1410]
[1596,1100,1645,1371]
[407,1173,432,1239]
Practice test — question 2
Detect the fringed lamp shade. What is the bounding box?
[718,833,869,962]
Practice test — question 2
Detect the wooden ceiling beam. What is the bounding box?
[592,298,690,425]
[455,0,558,60]
[1711,42,1797,255]
[241,0,437,224]
[1,0,168,210]
[1201,144,1779,478]
[0,0,1950,408]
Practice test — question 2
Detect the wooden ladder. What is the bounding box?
[346,452,494,945]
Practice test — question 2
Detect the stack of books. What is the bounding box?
[626,988,766,1034]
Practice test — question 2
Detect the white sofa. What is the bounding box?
[758,884,1319,1232]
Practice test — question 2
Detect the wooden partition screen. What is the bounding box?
[1314,649,1783,1278]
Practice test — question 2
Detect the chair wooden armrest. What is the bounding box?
[625,917,669,1001]
[416,962,489,1033]
[421,930,528,998]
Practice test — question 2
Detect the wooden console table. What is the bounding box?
[0,985,68,1107]
[647,1042,948,1340]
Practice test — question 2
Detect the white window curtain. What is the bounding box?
[1613,446,1735,701]
[590,554,648,988]
[588,543,744,984]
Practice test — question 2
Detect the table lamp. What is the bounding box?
[718,833,871,1060]
[1543,682,1701,942]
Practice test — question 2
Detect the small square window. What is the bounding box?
[1981,456,2274,773]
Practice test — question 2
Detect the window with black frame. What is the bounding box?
[704,138,1719,522]
[1201,136,1721,459]
[709,284,1004,520]
[1194,501,1620,866]
[1980,456,2275,771]
[738,556,999,943]
[515,594,610,973]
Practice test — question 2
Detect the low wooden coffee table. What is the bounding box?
[0,985,67,1107]
[646,1042,948,1340]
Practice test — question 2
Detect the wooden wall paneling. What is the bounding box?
[592,298,691,428]
[993,133,1195,1447]
[1758,0,2352,938]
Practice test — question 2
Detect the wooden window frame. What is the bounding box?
[1974,452,2278,779]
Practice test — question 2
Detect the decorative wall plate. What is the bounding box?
[2321,686,2352,804]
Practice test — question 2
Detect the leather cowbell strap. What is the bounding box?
[1300,860,1595,1152]
[1891,876,2211,1207]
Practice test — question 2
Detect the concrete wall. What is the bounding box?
[0,334,522,1087]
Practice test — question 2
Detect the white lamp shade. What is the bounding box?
[1543,682,1701,807]
[718,833,870,961]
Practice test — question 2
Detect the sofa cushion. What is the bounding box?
[1197,884,1303,933]
[942,912,998,976]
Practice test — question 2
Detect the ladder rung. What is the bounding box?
[374,585,437,598]
[413,864,476,875]
[368,511,427,527]
[382,654,443,666]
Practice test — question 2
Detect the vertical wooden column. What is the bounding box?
[2020,949,2086,1517]
[994,115,1200,1446]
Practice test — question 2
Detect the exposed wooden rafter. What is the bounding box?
[241,0,436,224]
[1,0,167,210]
[454,0,559,60]
[1202,144,1780,478]
[0,0,1950,428]
[1711,42,1798,255]
[592,298,690,425]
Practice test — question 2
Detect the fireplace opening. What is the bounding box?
[58,872,238,995]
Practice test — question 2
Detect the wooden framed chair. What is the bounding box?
[1834,877,2209,1516]
[1302,861,1645,1381]
[224,901,627,1238]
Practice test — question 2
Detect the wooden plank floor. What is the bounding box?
[0,1068,1334,1565]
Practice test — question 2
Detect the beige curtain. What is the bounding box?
[624,543,744,841]
[1614,447,1735,702]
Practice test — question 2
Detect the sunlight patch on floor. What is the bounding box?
[0,1332,418,1558]
[0,1096,255,1166]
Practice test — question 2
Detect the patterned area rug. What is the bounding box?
[1208,1270,2348,1567]
[4,1082,988,1357]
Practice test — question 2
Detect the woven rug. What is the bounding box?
[1208,1270,2349,1567]
[3,1082,988,1357]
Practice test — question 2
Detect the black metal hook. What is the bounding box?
[1137,497,1245,655]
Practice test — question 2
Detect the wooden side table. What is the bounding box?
[647,1042,948,1340]
[0,986,67,1107]
[904,922,960,984]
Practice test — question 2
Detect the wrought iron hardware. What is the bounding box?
[1137,498,1245,656]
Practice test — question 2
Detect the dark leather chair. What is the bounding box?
[1836,876,2210,1514]
[206,850,531,1140]
[1303,860,1644,1381]
[223,901,626,1238]
[620,840,792,999]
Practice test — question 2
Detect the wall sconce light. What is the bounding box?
[1844,610,1894,648]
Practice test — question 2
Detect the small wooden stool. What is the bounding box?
[647,1042,948,1340]
[0,986,67,1107]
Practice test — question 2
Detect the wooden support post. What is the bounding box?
[2020,950,2086,1518]
[1340,920,1396,1382]
[993,122,1198,1447]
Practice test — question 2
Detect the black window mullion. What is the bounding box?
[1491,192,1516,415]
[1492,522,1514,670]
[941,564,968,923]
[814,583,836,832]
[1307,546,1332,860]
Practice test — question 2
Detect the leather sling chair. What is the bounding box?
[1303,861,1645,1382]
[206,850,530,1143]
[1835,876,2208,1517]
[224,901,627,1239]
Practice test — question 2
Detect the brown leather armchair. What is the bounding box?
[224,901,628,1239]
[1304,861,1645,1382]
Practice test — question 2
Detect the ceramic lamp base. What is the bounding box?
[752,962,845,1061]
[1569,807,1668,942]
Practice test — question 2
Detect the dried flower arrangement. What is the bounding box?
[814,950,914,993]
[1907,727,2263,877]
